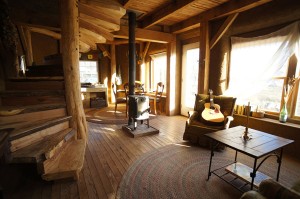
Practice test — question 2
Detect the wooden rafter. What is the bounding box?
[120,0,133,8]
[28,26,61,40]
[23,27,33,66]
[142,42,151,60]
[15,22,61,32]
[97,44,111,59]
[141,0,195,29]
[114,26,173,43]
[106,39,131,45]
[171,0,272,34]
[210,13,239,49]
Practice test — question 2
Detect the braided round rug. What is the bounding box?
[116,144,300,199]
[85,105,128,124]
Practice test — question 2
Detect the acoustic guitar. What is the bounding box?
[201,89,225,123]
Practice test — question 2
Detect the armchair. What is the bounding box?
[183,94,236,148]
[240,179,300,199]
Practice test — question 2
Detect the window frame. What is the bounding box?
[79,60,99,84]
[149,52,167,93]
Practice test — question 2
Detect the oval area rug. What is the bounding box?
[116,144,300,199]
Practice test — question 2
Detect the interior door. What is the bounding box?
[181,43,199,116]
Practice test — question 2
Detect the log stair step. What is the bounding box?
[9,116,72,141]
[42,139,86,181]
[10,128,75,164]
[0,103,66,115]
[0,90,66,106]
[0,128,13,162]
[0,106,67,127]
[0,90,65,97]
[6,77,64,91]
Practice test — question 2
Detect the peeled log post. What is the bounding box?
[60,0,88,140]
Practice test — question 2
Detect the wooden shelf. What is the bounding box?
[225,162,271,188]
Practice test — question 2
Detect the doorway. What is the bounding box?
[181,43,199,116]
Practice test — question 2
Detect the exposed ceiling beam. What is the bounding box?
[15,22,61,32]
[141,0,195,29]
[27,26,61,39]
[97,44,111,59]
[142,42,151,60]
[210,13,239,49]
[79,18,114,41]
[105,39,144,45]
[171,0,272,34]
[121,0,133,8]
[113,26,174,43]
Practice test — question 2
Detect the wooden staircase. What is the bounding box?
[0,77,86,181]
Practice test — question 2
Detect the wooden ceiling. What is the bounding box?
[6,0,272,52]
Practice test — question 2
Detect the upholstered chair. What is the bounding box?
[183,94,236,148]
[240,179,300,199]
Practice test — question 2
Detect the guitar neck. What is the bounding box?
[209,90,214,109]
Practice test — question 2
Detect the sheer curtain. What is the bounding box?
[224,21,300,105]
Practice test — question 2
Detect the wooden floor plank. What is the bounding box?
[88,133,120,190]
[85,136,115,198]
[77,171,89,199]
[88,127,122,188]
[91,128,126,175]
[84,146,107,199]
[2,113,300,199]
[81,160,98,199]
[51,182,61,199]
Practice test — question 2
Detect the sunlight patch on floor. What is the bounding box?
[102,127,116,132]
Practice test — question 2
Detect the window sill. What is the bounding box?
[233,114,300,129]
[232,114,300,160]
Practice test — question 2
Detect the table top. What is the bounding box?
[205,126,294,158]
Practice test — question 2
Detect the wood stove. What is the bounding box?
[128,95,150,130]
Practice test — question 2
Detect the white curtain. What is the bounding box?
[224,21,300,105]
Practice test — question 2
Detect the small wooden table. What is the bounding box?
[205,126,294,191]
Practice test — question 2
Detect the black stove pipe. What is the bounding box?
[128,11,136,96]
[128,11,136,125]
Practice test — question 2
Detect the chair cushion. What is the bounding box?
[259,179,300,199]
[292,180,300,193]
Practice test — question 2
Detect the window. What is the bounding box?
[79,61,99,84]
[150,52,167,92]
[225,21,300,119]
[296,87,300,117]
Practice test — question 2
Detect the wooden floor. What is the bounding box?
[0,114,187,199]
[1,113,300,199]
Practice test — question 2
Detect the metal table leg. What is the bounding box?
[276,148,283,181]
[207,140,215,181]
[250,158,257,190]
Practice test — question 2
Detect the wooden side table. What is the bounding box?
[205,126,294,191]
